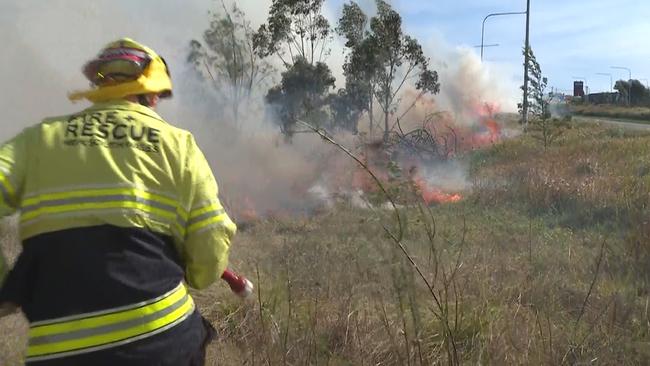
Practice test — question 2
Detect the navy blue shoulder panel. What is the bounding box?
[0,225,185,323]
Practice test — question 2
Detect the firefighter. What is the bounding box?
[0,38,236,365]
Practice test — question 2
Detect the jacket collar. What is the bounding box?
[83,100,166,123]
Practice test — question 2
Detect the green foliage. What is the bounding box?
[336,1,367,48]
[327,89,362,133]
[518,46,547,120]
[518,46,568,149]
[337,9,381,132]
[337,0,440,140]
[334,2,378,134]
[253,0,332,66]
[255,0,343,137]
[188,1,272,124]
[254,0,440,138]
[371,0,440,140]
[265,58,335,137]
[614,79,650,106]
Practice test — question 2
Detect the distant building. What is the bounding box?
[573,81,585,97]
[586,92,620,105]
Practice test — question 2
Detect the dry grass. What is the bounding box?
[0,217,29,366]
[3,121,650,364]
[570,104,650,122]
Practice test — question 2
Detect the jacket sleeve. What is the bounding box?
[180,135,236,289]
[0,130,27,285]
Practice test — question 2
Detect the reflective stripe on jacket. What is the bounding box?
[26,282,195,362]
[0,100,234,363]
[0,100,236,289]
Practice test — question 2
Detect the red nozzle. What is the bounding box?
[221,268,254,297]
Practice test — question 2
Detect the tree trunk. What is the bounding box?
[233,102,240,126]
[383,108,389,142]
[383,63,395,142]
[369,92,374,138]
[383,85,391,141]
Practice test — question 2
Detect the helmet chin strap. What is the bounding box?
[137,94,152,107]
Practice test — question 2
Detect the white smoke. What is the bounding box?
[421,28,520,120]
[0,0,520,218]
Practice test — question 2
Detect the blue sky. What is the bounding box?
[1,0,646,133]
[327,0,650,94]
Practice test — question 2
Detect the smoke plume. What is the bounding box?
[0,0,520,219]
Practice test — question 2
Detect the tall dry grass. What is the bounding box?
[0,216,29,366]
[3,121,650,365]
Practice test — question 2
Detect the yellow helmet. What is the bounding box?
[69,38,172,103]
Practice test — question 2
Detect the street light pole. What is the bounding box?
[522,0,531,128]
[478,4,529,126]
[474,44,499,48]
[480,11,526,61]
[611,66,632,105]
[595,73,613,92]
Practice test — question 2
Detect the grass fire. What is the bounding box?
[2,1,650,365]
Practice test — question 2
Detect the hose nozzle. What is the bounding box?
[221,269,254,298]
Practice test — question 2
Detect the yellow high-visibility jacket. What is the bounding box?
[0,100,236,290]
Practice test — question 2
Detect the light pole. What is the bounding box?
[611,66,631,105]
[522,0,531,128]
[474,44,499,48]
[595,72,613,92]
[480,11,526,61]
[474,44,499,61]
[479,3,529,127]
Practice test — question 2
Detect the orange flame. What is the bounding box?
[412,176,462,205]
[224,101,510,219]
[238,196,259,222]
